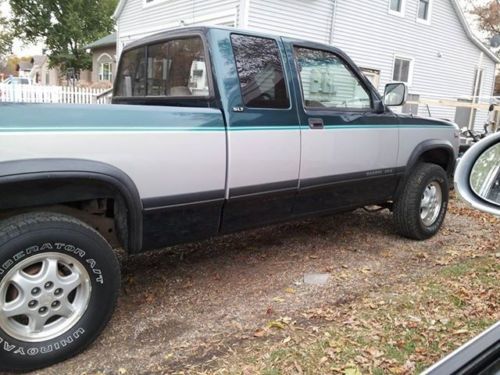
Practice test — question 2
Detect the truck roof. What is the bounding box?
[122,26,330,52]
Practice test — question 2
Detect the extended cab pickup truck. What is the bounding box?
[0,27,459,371]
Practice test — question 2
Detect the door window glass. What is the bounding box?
[294,46,371,110]
[231,34,290,109]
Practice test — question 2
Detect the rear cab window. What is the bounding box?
[115,36,210,98]
[293,46,372,111]
[231,34,290,109]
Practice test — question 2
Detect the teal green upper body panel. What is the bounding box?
[0,103,225,132]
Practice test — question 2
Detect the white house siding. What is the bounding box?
[115,0,497,129]
[117,0,240,55]
[331,0,496,130]
[246,0,333,44]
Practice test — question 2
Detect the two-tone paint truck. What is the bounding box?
[0,27,458,371]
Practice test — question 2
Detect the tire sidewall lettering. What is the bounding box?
[0,242,104,285]
[0,328,86,356]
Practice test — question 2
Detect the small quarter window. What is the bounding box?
[231,34,289,109]
[294,46,371,110]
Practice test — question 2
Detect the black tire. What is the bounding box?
[393,163,449,240]
[0,213,120,372]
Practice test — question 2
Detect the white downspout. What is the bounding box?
[238,0,250,28]
[469,51,484,130]
[329,0,338,45]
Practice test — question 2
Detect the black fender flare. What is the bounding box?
[394,140,457,200]
[0,158,143,252]
[405,139,456,177]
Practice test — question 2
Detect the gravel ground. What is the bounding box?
[25,195,498,375]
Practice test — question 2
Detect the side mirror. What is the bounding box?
[454,133,500,216]
[383,82,407,107]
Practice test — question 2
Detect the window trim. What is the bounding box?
[416,0,432,25]
[230,32,292,111]
[388,0,406,18]
[292,44,375,113]
[113,32,215,100]
[392,55,414,86]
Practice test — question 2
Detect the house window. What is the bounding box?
[294,46,372,110]
[231,34,289,109]
[360,67,381,89]
[417,0,432,23]
[143,0,168,7]
[392,57,413,84]
[388,0,405,16]
[99,62,113,81]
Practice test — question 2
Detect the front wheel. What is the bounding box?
[393,163,449,240]
[0,213,120,372]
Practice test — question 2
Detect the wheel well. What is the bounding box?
[0,176,142,252]
[0,198,128,251]
[417,148,454,176]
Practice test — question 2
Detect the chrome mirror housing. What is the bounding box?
[454,132,500,216]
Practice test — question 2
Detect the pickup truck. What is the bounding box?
[0,26,459,371]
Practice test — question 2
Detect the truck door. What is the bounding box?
[284,41,400,215]
[219,33,301,232]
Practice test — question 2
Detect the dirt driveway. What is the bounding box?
[30,195,498,375]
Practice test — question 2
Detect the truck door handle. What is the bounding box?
[308,118,324,129]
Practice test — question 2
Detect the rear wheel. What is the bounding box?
[394,163,449,240]
[0,213,120,372]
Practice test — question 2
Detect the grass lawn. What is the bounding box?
[195,250,499,374]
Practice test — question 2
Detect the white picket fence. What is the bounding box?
[0,84,111,104]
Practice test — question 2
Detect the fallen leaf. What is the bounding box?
[268,320,286,330]
[344,366,362,375]
[253,328,267,337]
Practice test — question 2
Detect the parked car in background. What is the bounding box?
[1,77,31,85]
[0,77,32,99]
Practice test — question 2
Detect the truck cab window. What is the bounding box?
[115,47,146,97]
[231,34,289,109]
[294,47,371,110]
[115,37,209,97]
